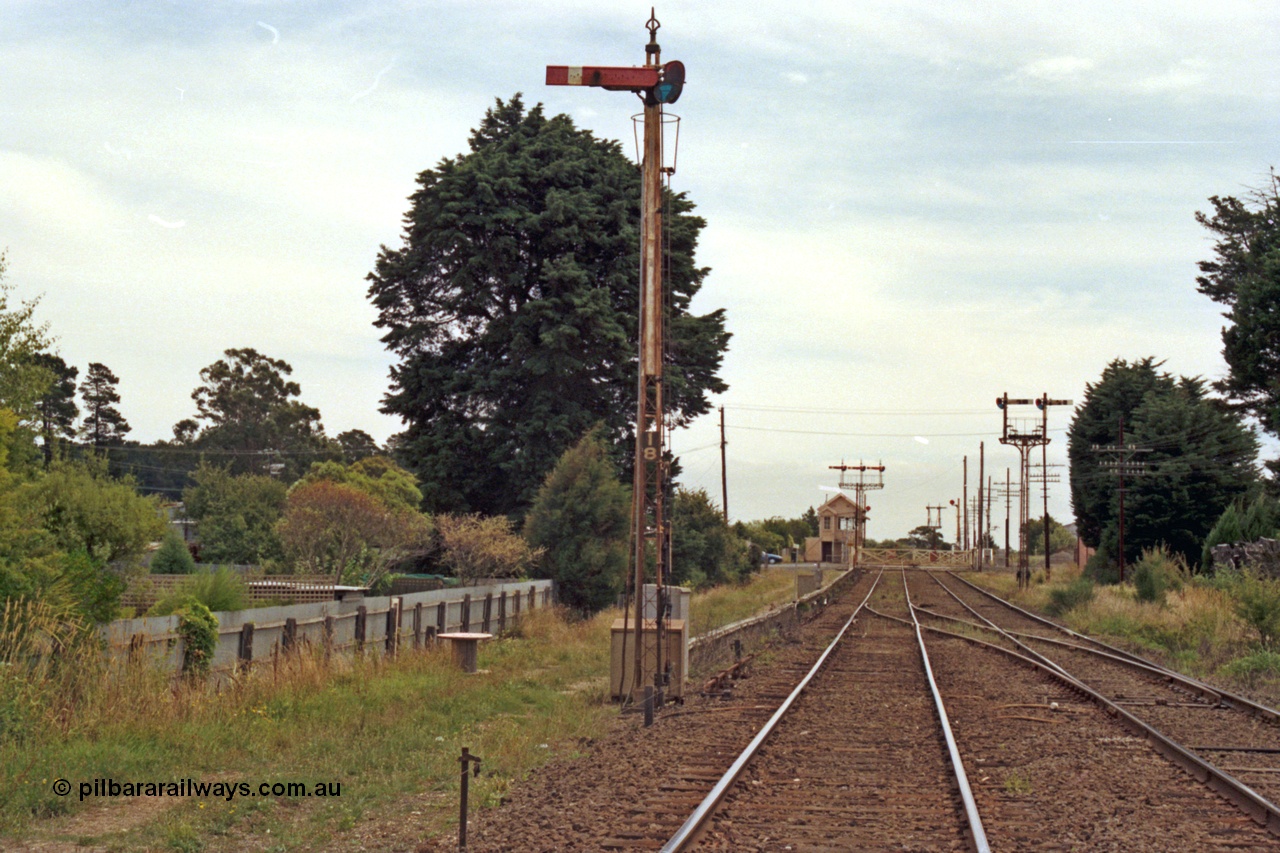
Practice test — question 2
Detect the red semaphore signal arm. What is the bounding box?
[545,65,660,91]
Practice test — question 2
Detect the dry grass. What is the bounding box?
[3,573,812,849]
[967,564,1278,702]
[1,605,618,849]
[686,568,806,636]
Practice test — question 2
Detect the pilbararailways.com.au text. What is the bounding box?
[53,778,341,802]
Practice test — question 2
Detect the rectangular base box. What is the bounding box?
[609,619,686,701]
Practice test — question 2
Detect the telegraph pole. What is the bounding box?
[1028,460,1063,579]
[1093,415,1152,582]
[977,442,985,569]
[547,12,686,702]
[986,474,993,567]
[719,405,727,523]
[992,472,1023,570]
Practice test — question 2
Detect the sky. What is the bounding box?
[2,1,1277,541]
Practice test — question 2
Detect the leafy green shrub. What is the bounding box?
[148,567,248,616]
[1046,577,1095,616]
[175,599,218,677]
[1203,494,1280,570]
[1131,546,1187,604]
[1231,571,1280,649]
[1220,649,1280,687]
[150,529,196,574]
[1082,546,1118,585]
[524,427,629,615]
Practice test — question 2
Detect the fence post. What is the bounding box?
[282,617,297,654]
[437,601,447,636]
[498,592,506,634]
[238,622,255,671]
[128,632,145,665]
[385,602,399,656]
[413,603,423,649]
[461,594,471,632]
[355,606,367,651]
[323,615,335,660]
[513,589,521,618]
[528,585,536,612]
[482,593,492,634]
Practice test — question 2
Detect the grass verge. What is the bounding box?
[965,563,1279,705]
[686,567,805,637]
[4,572,804,851]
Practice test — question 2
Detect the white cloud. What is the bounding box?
[1016,55,1095,79]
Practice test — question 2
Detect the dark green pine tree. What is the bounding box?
[524,426,630,615]
[79,361,130,447]
[1123,377,1259,568]
[1068,358,1174,549]
[1068,359,1258,569]
[31,352,78,466]
[1195,171,1280,474]
[367,95,730,517]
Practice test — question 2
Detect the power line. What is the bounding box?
[726,404,995,416]
[727,425,1038,438]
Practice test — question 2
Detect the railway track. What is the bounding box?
[466,568,1280,851]
[666,569,1280,851]
[670,568,980,851]
[911,570,1280,836]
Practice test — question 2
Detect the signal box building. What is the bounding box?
[804,493,865,564]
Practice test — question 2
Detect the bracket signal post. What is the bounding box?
[997,393,1071,589]
[829,461,884,565]
[547,12,685,704]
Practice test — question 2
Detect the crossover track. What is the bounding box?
[911,570,1280,836]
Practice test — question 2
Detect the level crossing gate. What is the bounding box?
[858,548,975,569]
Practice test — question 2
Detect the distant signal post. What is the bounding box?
[547,12,685,704]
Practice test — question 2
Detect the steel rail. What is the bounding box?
[898,576,1280,836]
[915,584,1224,706]
[924,573,1230,708]
[658,570,883,853]
[945,571,1280,725]
[900,571,991,853]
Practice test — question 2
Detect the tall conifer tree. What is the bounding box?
[78,362,130,447]
[368,96,730,516]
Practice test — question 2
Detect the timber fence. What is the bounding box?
[102,579,555,681]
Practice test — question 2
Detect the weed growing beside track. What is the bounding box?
[966,563,1280,706]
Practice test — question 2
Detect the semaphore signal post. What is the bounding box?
[547,11,685,709]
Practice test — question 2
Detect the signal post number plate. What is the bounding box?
[643,431,660,462]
